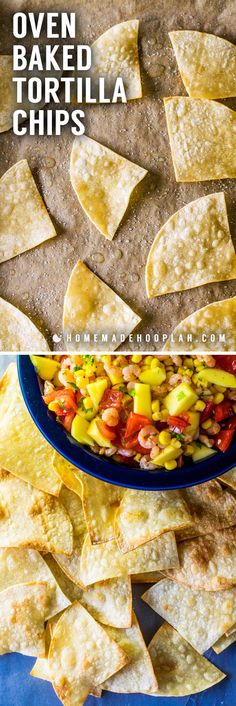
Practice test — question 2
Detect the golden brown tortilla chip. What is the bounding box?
[0,159,56,263]
[0,56,13,133]
[90,20,142,100]
[70,135,147,239]
[102,612,158,693]
[169,30,236,99]
[63,260,141,351]
[149,622,225,695]
[146,192,236,297]
[163,295,236,351]
[53,533,86,587]
[131,571,163,583]
[0,582,47,657]
[59,486,86,538]
[164,97,236,181]
[0,363,61,495]
[219,467,236,490]
[177,480,236,541]
[31,623,52,680]
[0,297,49,352]
[53,453,84,498]
[213,630,236,654]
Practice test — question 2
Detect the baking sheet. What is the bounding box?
[0,0,235,351]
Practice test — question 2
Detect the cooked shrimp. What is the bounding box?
[197,355,216,367]
[170,356,182,367]
[104,446,118,456]
[207,422,221,436]
[140,455,157,470]
[44,380,55,396]
[150,445,160,460]
[138,425,159,449]
[102,408,119,427]
[123,365,140,382]
[168,373,183,387]
[118,447,136,457]
[199,434,214,448]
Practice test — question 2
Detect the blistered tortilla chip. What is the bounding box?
[219,467,236,490]
[115,488,191,552]
[142,579,236,653]
[213,630,236,654]
[102,612,158,693]
[80,530,179,585]
[59,486,86,538]
[149,622,225,696]
[163,295,236,352]
[45,554,83,602]
[169,30,236,99]
[31,623,52,680]
[53,453,84,498]
[0,582,47,657]
[0,364,61,495]
[0,547,70,619]
[0,56,14,133]
[63,260,141,352]
[177,480,236,541]
[0,297,49,352]
[48,602,128,706]
[131,571,162,583]
[0,470,73,555]
[146,192,236,297]
[70,135,147,239]
[164,97,236,182]
[0,159,56,263]
[164,527,236,591]
[90,20,142,101]
[53,533,86,587]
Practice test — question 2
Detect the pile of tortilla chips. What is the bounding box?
[1,361,236,703]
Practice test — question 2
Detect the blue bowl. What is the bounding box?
[17,355,236,490]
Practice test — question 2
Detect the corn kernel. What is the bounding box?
[134,453,141,462]
[159,430,172,446]
[192,373,199,384]
[215,385,226,393]
[201,418,213,430]
[165,460,177,470]
[131,354,142,363]
[144,356,153,366]
[171,439,182,449]
[160,409,169,421]
[184,444,195,456]
[194,400,206,412]
[152,400,160,413]
[151,359,159,368]
[152,412,161,421]
[184,357,194,369]
[214,393,224,404]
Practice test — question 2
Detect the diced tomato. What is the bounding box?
[214,429,235,452]
[214,400,233,422]
[167,415,189,433]
[200,402,215,424]
[60,412,75,432]
[97,421,117,441]
[99,389,123,410]
[215,356,236,374]
[43,388,78,413]
[124,412,151,441]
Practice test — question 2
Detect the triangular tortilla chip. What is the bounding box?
[0,159,56,263]
[31,623,52,680]
[219,467,236,490]
[163,295,236,351]
[59,486,87,538]
[149,622,225,696]
[0,547,70,619]
[90,20,142,101]
[80,530,179,585]
[53,452,84,498]
[213,630,236,654]
[0,470,73,555]
[45,554,83,602]
[0,56,14,133]
[164,97,236,181]
[70,135,147,239]
[48,602,128,706]
[115,488,191,551]
[169,30,236,99]
[0,582,47,657]
[0,363,61,495]
[63,260,141,351]
[142,579,236,653]
[0,297,49,352]
[177,480,236,541]
[102,612,158,693]
[131,571,163,583]
[164,527,236,591]
[53,533,86,587]
[146,192,236,297]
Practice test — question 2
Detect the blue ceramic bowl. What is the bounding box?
[17,355,236,490]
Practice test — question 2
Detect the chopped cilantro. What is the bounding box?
[74,365,83,371]
[119,385,127,393]
[82,355,94,365]
[56,400,67,411]
[171,432,184,442]
[176,391,186,401]
[129,389,136,398]
[68,382,78,390]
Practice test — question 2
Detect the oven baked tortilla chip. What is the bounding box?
[170,30,236,99]
[164,97,236,182]
[115,488,191,551]
[59,486,86,538]
[213,630,236,654]
[70,136,147,239]
[90,20,142,101]
[0,582,47,657]
[0,297,49,352]
[0,364,61,495]
[53,533,86,588]
[0,547,70,619]
[48,602,129,706]
[45,554,83,602]
[219,467,236,490]
[163,295,236,352]
[0,159,56,263]
[0,56,14,133]
[131,571,162,583]
[164,527,236,591]
[142,579,236,653]
[53,453,84,498]
[177,480,236,541]
[146,192,236,297]
[0,470,73,555]
[31,623,52,680]
[149,622,225,696]
[80,530,179,585]
[63,260,141,351]
[102,612,158,693]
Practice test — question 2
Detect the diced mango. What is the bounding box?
[164,382,198,416]
[139,367,166,386]
[71,415,93,445]
[192,444,217,463]
[87,417,112,448]
[198,368,236,389]
[134,383,152,419]
[30,355,60,381]
[152,445,182,467]
[87,379,108,410]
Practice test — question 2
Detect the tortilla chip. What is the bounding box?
[164,527,236,591]
[0,470,73,555]
[59,486,86,538]
[70,135,147,239]
[169,30,236,99]
[0,56,14,133]
[164,97,236,181]
[0,547,70,619]
[53,453,84,498]
[90,20,142,100]
[48,602,129,706]
[0,159,56,263]
[149,622,225,696]
[146,192,236,298]
[80,530,179,585]
[53,533,86,587]
[45,554,83,602]
[131,571,163,583]
[31,623,52,680]
[163,295,236,352]
[63,260,141,351]
[142,578,236,653]
[177,480,236,541]
[0,364,61,495]
[213,630,236,654]
[219,467,236,490]
[0,297,49,352]
[115,488,191,552]
[0,582,47,657]
[102,612,158,693]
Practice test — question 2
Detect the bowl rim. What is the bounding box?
[17,355,236,491]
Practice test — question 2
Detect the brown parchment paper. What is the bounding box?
[0,0,236,351]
